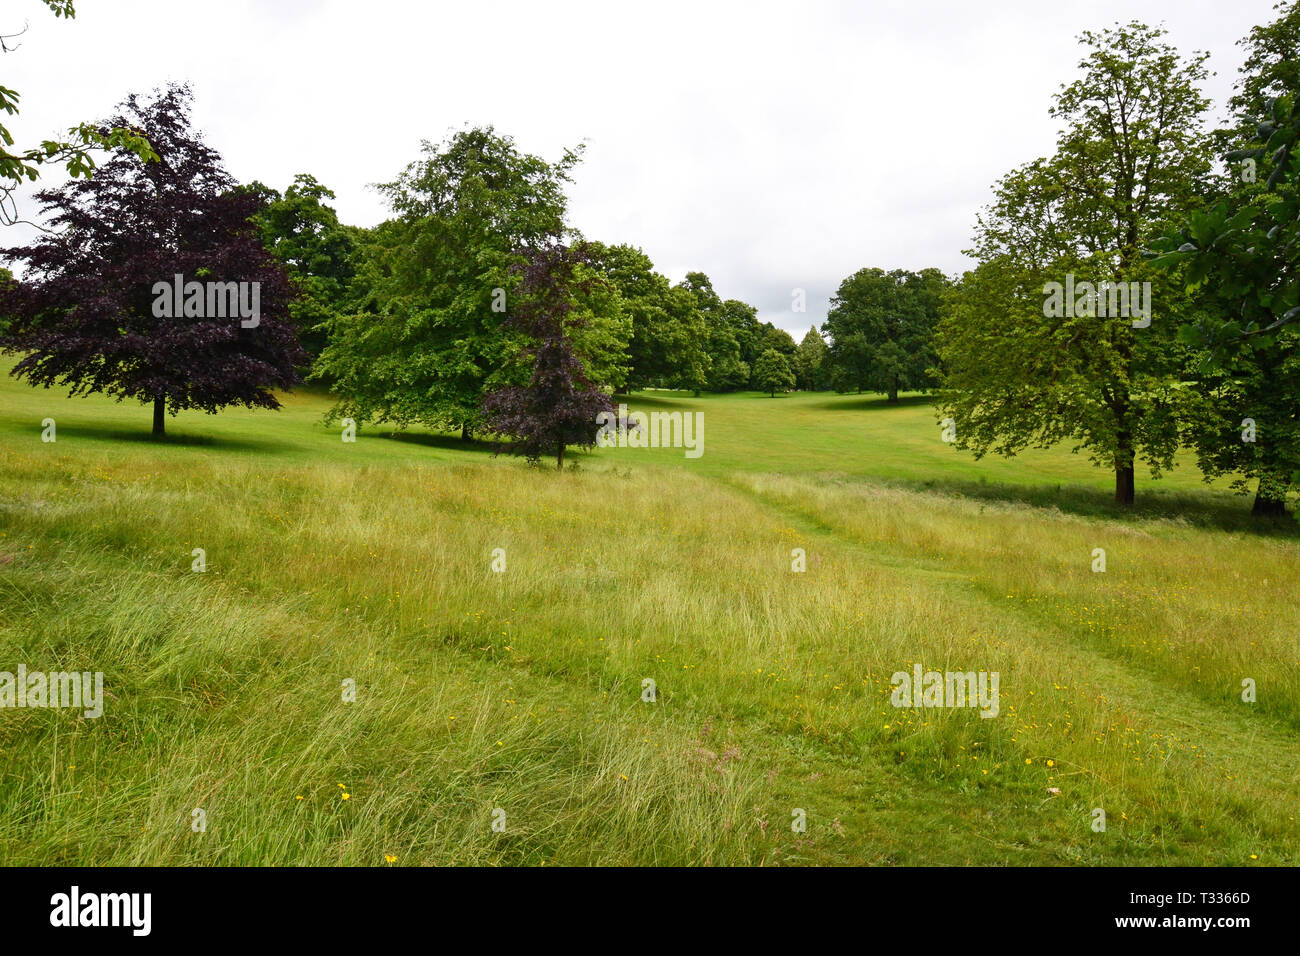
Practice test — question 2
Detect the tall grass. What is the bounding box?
[0,370,1296,864]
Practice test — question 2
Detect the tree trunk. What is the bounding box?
[1114,462,1135,506]
[1251,363,1288,517]
[152,396,166,439]
[1113,235,1138,509]
[556,444,565,471]
[1252,479,1289,517]
[1114,430,1135,506]
[461,423,472,442]
[1112,405,1136,505]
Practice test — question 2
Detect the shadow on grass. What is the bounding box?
[614,392,705,409]
[885,472,1300,537]
[621,389,872,406]
[375,431,499,455]
[811,393,935,411]
[44,422,272,453]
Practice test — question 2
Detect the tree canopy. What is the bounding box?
[824,267,948,401]
[481,240,615,469]
[248,173,359,361]
[313,126,588,438]
[0,84,306,437]
[937,21,1214,505]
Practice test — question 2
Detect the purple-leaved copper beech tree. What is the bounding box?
[0,84,307,438]
[481,239,615,470]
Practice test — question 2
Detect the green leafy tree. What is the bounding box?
[1206,3,1300,197]
[824,327,872,393]
[824,267,948,401]
[726,301,766,383]
[753,347,795,397]
[1175,318,1300,515]
[1228,1,1300,126]
[795,325,829,390]
[663,285,711,394]
[314,127,582,439]
[248,174,358,361]
[586,242,708,391]
[937,22,1214,505]
[759,324,798,357]
[681,272,764,391]
[704,324,748,391]
[0,265,12,333]
[1149,17,1300,514]
[564,260,632,393]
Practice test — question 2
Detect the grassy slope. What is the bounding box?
[0,364,1296,865]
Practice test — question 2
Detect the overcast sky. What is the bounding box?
[1,0,1284,334]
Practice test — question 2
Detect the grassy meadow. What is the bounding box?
[0,359,1296,865]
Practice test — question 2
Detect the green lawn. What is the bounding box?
[0,362,1296,865]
